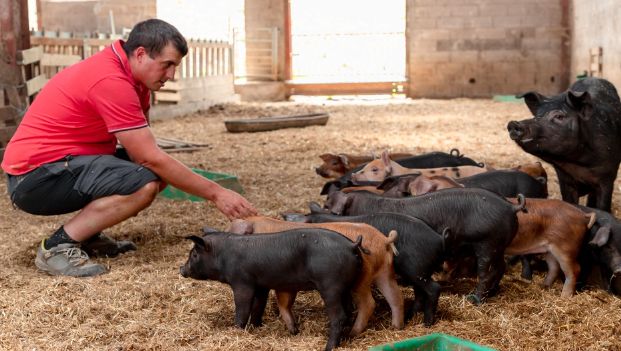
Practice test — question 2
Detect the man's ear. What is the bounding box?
[133,46,148,63]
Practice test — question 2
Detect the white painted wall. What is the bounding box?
[290,0,406,83]
[156,0,244,41]
[571,0,621,89]
[28,0,38,30]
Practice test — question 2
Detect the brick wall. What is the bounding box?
[571,1,621,90]
[406,0,569,98]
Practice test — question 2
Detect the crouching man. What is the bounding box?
[1,19,256,277]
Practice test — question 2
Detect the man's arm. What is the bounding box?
[115,127,257,220]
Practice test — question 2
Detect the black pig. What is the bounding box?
[179,229,363,351]
[323,188,525,303]
[575,205,621,295]
[377,170,548,198]
[507,77,621,211]
[284,207,448,327]
[458,170,547,198]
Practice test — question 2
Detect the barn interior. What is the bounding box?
[1,1,621,350]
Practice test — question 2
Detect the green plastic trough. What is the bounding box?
[159,168,244,202]
[369,333,497,351]
[492,95,523,103]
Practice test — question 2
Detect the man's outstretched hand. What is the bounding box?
[211,187,258,220]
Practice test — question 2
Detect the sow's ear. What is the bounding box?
[517,91,546,115]
[566,90,594,120]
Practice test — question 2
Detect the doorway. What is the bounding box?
[288,0,406,92]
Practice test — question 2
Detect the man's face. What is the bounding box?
[132,43,183,91]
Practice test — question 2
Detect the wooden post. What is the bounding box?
[271,28,279,80]
[284,0,292,81]
[0,0,30,162]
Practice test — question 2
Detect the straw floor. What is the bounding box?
[1,97,620,351]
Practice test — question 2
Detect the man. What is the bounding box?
[1,19,257,277]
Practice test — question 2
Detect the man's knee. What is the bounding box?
[137,181,160,204]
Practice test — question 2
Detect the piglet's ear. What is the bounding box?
[517,91,545,116]
[309,201,324,213]
[589,226,611,247]
[377,176,397,190]
[186,235,208,250]
[319,153,332,161]
[399,174,421,193]
[410,177,438,196]
[338,154,350,167]
[320,181,339,195]
[567,90,593,120]
[328,191,349,215]
[381,151,392,174]
[381,150,390,163]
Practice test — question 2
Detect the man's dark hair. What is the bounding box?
[123,19,188,57]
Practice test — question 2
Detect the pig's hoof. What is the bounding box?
[286,325,299,335]
[466,294,482,305]
[412,300,424,312]
[611,275,621,295]
[518,276,533,284]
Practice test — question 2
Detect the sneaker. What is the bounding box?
[35,240,107,277]
[81,233,137,258]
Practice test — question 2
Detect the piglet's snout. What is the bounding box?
[179,265,188,277]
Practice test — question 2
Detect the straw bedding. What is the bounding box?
[1,97,620,351]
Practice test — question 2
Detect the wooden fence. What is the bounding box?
[1,46,46,162]
[29,34,234,104]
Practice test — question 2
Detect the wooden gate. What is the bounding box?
[28,33,235,109]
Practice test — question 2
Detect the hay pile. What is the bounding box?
[1,97,620,351]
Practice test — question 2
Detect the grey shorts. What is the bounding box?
[7,154,159,216]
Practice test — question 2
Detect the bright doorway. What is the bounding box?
[289,0,406,84]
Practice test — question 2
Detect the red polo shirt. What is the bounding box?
[1,40,150,175]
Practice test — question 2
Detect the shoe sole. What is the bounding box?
[35,256,108,277]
